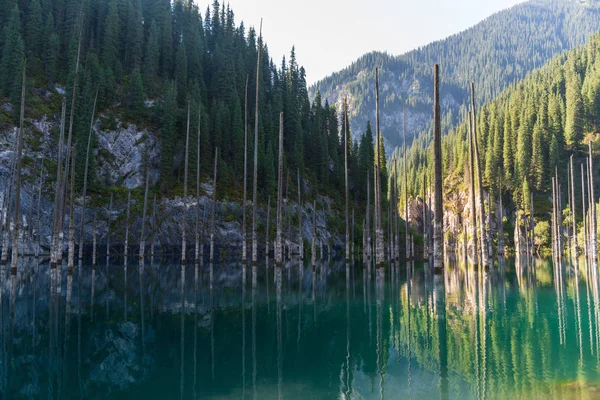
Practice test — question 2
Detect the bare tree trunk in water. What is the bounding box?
[298,169,303,260]
[243,75,249,263]
[467,111,478,266]
[582,164,588,270]
[151,195,157,259]
[252,21,263,265]
[50,100,67,268]
[276,113,284,265]
[107,193,113,257]
[470,82,488,268]
[10,64,26,274]
[374,69,384,267]
[139,170,150,261]
[67,149,76,270]
[195,106,202,263]
[312,200,317,268]
[404,108,410,263]
[210,149,219,263]
[124,191,131,263]
[589,142,597,269]
[266,196,271,258]
[433,65,444,272]
[79,89,99,261]
[182,102,191,263]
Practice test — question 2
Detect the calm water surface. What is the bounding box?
[1,257,599,399]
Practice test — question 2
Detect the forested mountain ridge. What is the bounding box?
[0,0,379,206]
[399,31,600,250]
[311,0,600,155]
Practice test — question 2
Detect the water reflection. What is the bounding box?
[3,259,600,398]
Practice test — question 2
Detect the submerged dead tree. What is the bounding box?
[67,150,76,270]
[312,200,317,267]
[107,193,113,257]
[195,106,202,263]
[467,111,478,265]
[403,108,410,263]
[78,88,99,261]
[243,75,249,263]
[182,103,191,263]
[470,82,489,268]
[50,100,67,267]
[139,170,150,261]
[252,21,263,265]
[9,64,26,274]
[124,191,131,263]
[433,64,444,272]
[374,68,384,267]
[344,98,350,262]
[210,148,219,263]
[297,169,303,259]
[589,141,597,269]
[276,112,284,265]
[266,196,271,258]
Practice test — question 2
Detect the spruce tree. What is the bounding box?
[1,5,25,110]
[143,20,160,95]
[565,72,584,149]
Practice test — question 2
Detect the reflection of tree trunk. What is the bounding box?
[434,274,448,400]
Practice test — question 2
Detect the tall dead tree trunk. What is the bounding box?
[497,183,504,258]
[151,195,157,259]
[78,88,99,261]
[589,141,597,269]
[210,148,218,263]
[124,191,131,263]
[276,112,284,265]
[266,196,271,258]
[433,64,444,272]
[195,106,202,263]
[50,99,67,268]
[252,21,263,265]
[182,102,191,263]
[582,164,588,270]
[9,64,26,274]
[344,98,350,262]
[467,111,478,266]
[403,108,410,263]
[470,82,488,268]
[366,172,371,263]
[243,75,249,263]
[35,167,43,258]
[107,193,113,257]
[374,69,384,267]
[67,149,76,270]
[297,169,303,260]
[312,200,317,268]
[139,170,150,261]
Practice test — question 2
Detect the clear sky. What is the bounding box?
[196,0,528,85]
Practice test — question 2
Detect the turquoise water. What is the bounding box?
[1,258,600,399]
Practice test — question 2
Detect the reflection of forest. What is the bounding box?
[1,259,600,399]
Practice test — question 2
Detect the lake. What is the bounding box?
[0,257,598,399]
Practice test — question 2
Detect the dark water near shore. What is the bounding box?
[0,257,599,399]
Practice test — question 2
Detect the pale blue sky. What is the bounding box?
[197,0,528,84]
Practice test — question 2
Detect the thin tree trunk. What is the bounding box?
[433,64,444,271]
[530,192,535,261]
[9,64,26,274]
[557,171,563,265]
[467,111,478,266]
[276,112,284,265]
[243,75,249,263]
[423,174,427,258]
[571,155,579,270]
[195,105,202,263]
[352,208,355,259]
[404,108,410,263]
[151,195,157,259]
[552,177,557,264]
[297,169,303,260]
[36,167,43,258]
[497,184,504,258]
[50,99,67,268]
[470,82,488,269]
[582,163,588,271]
[312,200,317,267]
[1,119,18,266]
[252,21,262,265]
[92,215,97,266]
[374,69,384,267]
[344,98,350,262]
[589,141,597,269]
[366,172,371,263]
[107,193,113,257]
[139,170,150,261]
[182,102,191,263]
[78,88,98,261]
[210,149,218,263]
[124,191,131,263]
[67,149,76,270]
[266,196,271,258]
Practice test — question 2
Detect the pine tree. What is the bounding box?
[565,72,584,149]
[1,5,25,110]
[160,82,178,190]
[102,0,120,72]
[43,13,59,84]
[26,0,43,62]
[175,42,188,105]
[129,67,145,120]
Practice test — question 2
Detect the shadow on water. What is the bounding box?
[3,257,600,398]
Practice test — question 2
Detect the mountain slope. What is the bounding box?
[311,0,600,154]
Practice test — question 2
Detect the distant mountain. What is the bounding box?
[310,0,600,154]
